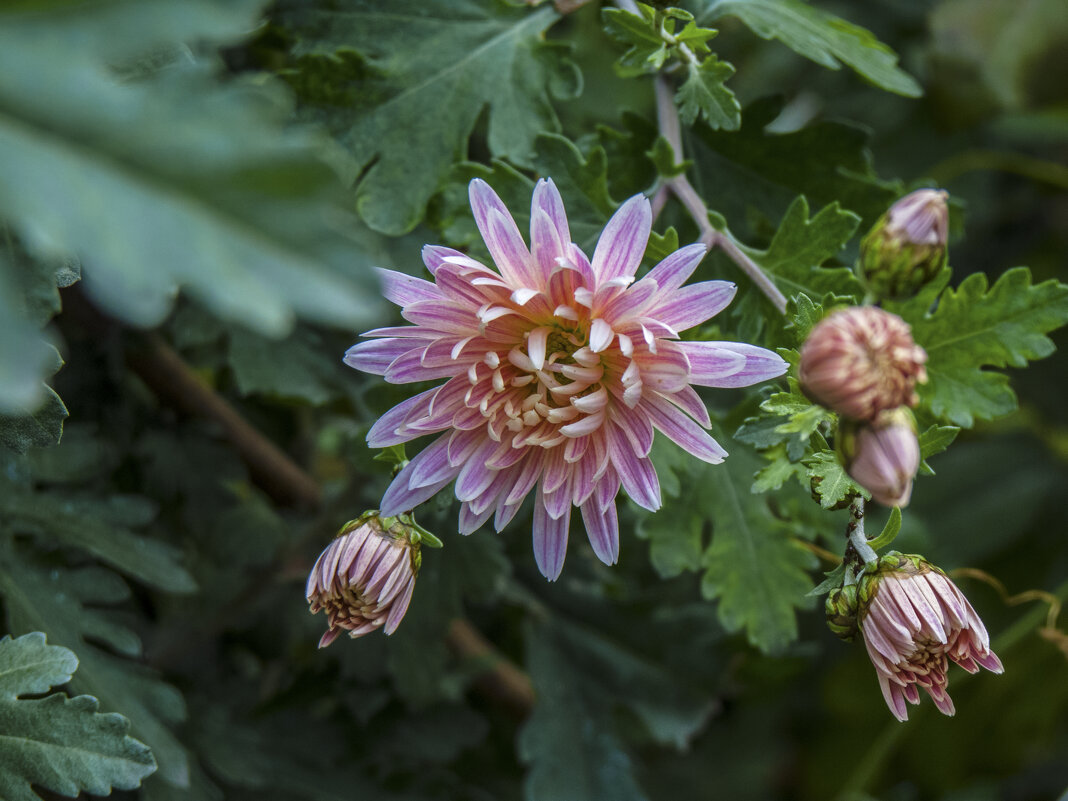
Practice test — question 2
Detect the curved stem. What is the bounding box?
[847,496,878,566]
[651,75,789,314]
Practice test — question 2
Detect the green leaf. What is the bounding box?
[917,424,960,476]
[752,444,806,492]
[519,621,650,801]
[0,386,68,455]
[227,326,346,406]
[691,97,901,233]
[697,0,921,97]
[867,507,902,552]
[279,0,574,235]
[602,5,670,75]
[0,551,190,788]
[0,232,75,414]
[0,0,381,337]
[0,632,156,801]
[645,433,816,653]
[737,196,862,304]
[802,451,868,509]
[676,56,740,129]
[698,432,817,653]
[892,267,1068,427]
[0,488,196,594]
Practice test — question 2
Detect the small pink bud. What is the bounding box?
[860,189,949,300]
[839,408,920,508]
[857,553,1003,721]
[799,307,928,421]
[306,512,421,647]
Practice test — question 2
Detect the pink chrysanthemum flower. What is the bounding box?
[345,179,787,579]
[859,555,1003,721]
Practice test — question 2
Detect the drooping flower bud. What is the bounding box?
[855,552,1003,721]
[860,189,949,300]
[838,408,920,508]
[306,512,422,648]
[799,307,927,421]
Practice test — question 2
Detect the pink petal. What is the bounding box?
[641,394,727,464]
[469,179,533,286]
[531,178,571,250]
[422,244,478,276]
[678,341,788,388]
[366,387,439,447]
[380,446,458,516]
[643,243,706,292]
[402,300,477,334]
[581,499,619,565]
[606,422,661,511]
[646,281,736,332]
[659,386,712,428]
[377,268,442,306]
[533,496,570,581]
[591,194,652,283]
[345,338,423,376]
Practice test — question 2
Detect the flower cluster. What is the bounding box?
[799,306,926,507]
[840,553,1003,721]
[345,179,787,578]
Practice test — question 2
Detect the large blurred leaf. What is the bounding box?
[278,0,576,234]
[891,267,1068,427]
[0,0,381,338]
[694,0,920,97]
[0,632,156,801]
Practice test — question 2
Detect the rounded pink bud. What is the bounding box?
[799,307,928,421]
[306,512,421,648]
[838,408,920,508]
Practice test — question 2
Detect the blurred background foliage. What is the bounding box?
[0,0,1065,799]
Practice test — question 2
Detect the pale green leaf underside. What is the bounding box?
[0,633,155,801]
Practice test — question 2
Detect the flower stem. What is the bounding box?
[847,496,878,566]
[650,74,789,314]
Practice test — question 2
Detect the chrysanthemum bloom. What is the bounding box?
[856,553,1003,721]
[799,307,927,421]
[838,408,920,507]
[306,513,420,647]
[345,179,787,579]
[860,189,949,300]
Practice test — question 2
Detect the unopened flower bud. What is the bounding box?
[855,552,1003,721]
[799,307,927,421]
[838,408,920,508]
[860,189,949,300]
[306,512,421,648]
[826,584,860,641]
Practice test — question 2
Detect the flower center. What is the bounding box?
[468,321,613,448]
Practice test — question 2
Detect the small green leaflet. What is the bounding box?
[0,387,67,455]
[892,267,1068,427]
[802,451,868,509]
[917,424,960,476]
[676,56,740,129]
[695,0,921,97]
[0,632,156,800]
[280,0,576,235]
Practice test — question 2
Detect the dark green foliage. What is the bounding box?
[0,0,1064,799]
